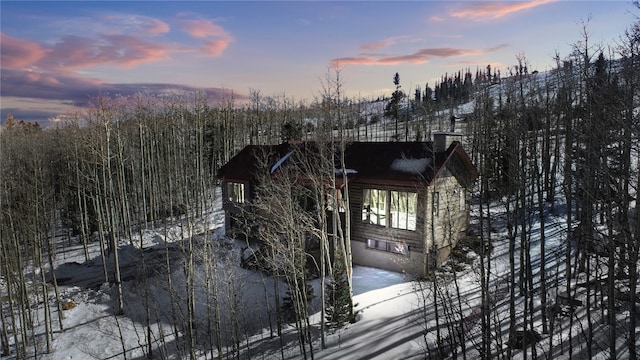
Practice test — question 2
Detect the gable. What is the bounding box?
[432,142,478,188]
[216,143,293,182]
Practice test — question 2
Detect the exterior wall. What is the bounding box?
[351,240,426,275]
[221,180,250,233]
[349,182,431,276]
[425,175,470,266]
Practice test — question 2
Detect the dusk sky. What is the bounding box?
[1,1,636,125]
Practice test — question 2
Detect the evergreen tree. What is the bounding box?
[384,72,405,138]
[281,277,314,323]
[281,121,303,142]
[325,245,356,329]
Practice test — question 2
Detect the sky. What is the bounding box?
[0,1,637,126]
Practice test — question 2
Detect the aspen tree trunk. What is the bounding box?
[47,210,64,332]
[105,130,125,316]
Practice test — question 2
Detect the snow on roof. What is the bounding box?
[390,158,431,174]
[334,168,358,175]
[270,150,295,174]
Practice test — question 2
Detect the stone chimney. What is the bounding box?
[433,131,463,152]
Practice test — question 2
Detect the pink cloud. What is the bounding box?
[202,40,230,56]
[181,19,234,57]
[145,19,170,35]
[331,57,376,68]
[45,34,171,70]
[449,0,556,20]
[0,33,49,68]
[182,19,232,39]
[360,36,414,51]
[361,38,397,51]
[24,71,62,86]
[333,47,488,66]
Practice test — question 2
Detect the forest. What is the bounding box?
[1,13,639,360]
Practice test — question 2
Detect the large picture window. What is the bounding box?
[391,191,417,231]
[227,182,245,204]
[362,188,417,231]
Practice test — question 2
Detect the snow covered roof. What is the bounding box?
[270,150,295,174]
[390,158,431,174]
[334,168,359,175]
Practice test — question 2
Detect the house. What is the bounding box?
[216,132,478,277]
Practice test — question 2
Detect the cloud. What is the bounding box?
[147,20,171,35]
[202,40,231,56]
[2,16,232,76]
[182,19,233,39]
[449,0,556,21]
[44,34,172,71]
[1,69,104,105]
[0,33,49,68]
[2,67,246,106]
[104,15,170,36]
[360,38,398,51]
[360,36,416,51]
[1,14,238,126]
[332,46,503,67]
[1,68,248,125]
[181,19,235,57]
[2,32,173,77]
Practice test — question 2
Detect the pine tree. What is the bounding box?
[325,245,355,329]
[281,277,314,323]
[384,72,405,139]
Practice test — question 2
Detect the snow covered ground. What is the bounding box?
[2,180,637,360]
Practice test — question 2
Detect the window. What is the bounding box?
[362,188,417,231]
[432,191,439,217]
[459,189,465,211]
[227,182,245,204]
[390,191,417,231]
[366,239,409,255]
[362,189,387,226]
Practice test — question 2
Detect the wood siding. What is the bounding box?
[425,175,470,266]
[349,182,430,275]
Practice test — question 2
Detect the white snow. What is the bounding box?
[270,150,295,174]
[390,158,430,174]
[333,168,358,175]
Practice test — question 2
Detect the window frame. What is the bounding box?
[366,238,409,255]
[226,182,246,204]
[432,191,439,217]
[361,188,387,227]
[362,187,417,231]
[390,190,417,231]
